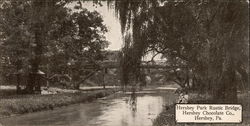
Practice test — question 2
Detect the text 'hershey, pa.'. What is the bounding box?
[175,104,242,123]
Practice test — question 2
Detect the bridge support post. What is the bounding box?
[102,68,108,89]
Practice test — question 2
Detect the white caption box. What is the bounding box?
[175,104,242,123]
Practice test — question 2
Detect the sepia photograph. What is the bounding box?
[0,0,249,126]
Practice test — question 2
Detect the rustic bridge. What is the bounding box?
[99,60,185,69]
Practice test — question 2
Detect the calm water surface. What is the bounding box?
[0,89,176,126]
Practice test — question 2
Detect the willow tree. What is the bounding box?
[111,0,249,102]
[108,0,159,87]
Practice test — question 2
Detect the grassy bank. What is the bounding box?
[153,92,250,126]
[0,89,117,118]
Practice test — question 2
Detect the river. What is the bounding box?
[0,88,177,126]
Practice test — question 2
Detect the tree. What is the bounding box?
[111,0,249,103]
[48,8,108,89]
[0,0,109,92]
[0,0,33,92]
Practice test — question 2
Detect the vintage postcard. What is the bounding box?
[0,0,249,126]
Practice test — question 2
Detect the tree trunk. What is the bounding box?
[15,61,22,94]
[16,74,21,94]
[224,66,237,103]
[26,22,43,94]
[213,61,237,103]
[26,73,36,94]
[26,0,47,94]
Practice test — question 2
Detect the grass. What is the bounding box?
[153,91,250,126]
[0,89,117,118]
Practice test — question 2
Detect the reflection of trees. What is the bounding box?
[129,91,137,113]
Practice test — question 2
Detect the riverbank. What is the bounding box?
[153,91,250,126]
[0,87,176,126]
[0,89,118,118]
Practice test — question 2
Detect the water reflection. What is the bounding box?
[89,93,169,126]
[0,90,176,126]
[129,92,137,113]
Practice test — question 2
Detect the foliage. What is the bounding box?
[0,0,109,91]
[112,0,249,102]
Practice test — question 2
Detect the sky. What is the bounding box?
[67,1,123,51]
